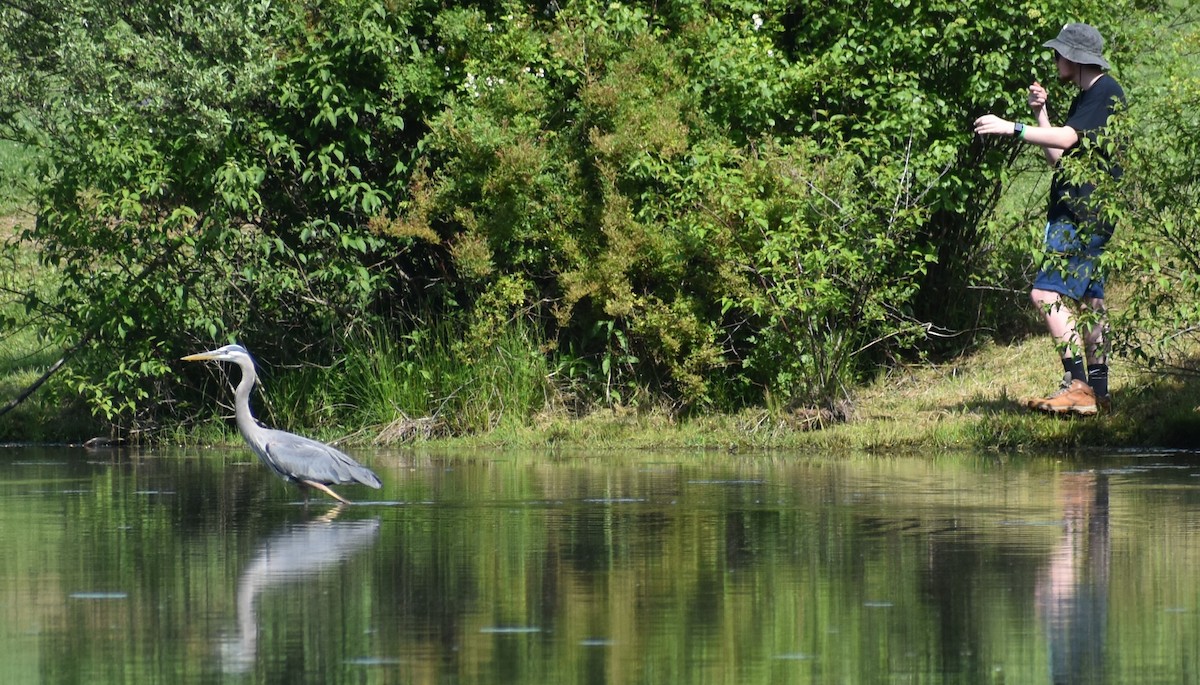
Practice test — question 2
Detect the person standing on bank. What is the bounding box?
[973,23,1126,416]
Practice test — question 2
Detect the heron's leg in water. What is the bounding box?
[301,479,351,505]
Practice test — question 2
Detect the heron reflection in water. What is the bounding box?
[182,344,382,504]
[221,513,381,673]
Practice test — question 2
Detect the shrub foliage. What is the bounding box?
[2,0,1161,434]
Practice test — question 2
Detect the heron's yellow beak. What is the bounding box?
[181,351,219,362]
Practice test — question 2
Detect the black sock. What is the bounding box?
[1088,363,1109,397]
[1061,356,1087,383]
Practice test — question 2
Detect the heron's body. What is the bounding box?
[183,344,382,504]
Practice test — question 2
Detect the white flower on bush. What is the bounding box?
[752,13,763,31]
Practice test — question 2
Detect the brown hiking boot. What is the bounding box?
[1022,373,1072,410]
[1033,379,1098,416]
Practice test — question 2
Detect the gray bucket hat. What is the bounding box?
[1043,23,1110,69]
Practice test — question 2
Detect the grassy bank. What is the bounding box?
[434,336,1200,453]
[11,329,1200,454]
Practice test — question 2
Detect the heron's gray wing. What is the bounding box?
[261,430,383,488]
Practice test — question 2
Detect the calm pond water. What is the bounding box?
[1,445,1198,684]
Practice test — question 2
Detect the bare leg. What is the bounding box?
[301,479,352,505]
[1079,296,1107,366]
[1031,288,1082,358]
[1031,289,1108,366]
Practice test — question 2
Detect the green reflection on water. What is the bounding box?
[0,447,1198,684]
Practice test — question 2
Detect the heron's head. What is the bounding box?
[181,343,252,364]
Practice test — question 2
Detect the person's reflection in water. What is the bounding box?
[220,510,381,673]
[1035,471,1110,684]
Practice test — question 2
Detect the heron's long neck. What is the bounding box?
[233,357,258,434]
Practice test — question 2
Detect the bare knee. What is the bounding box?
[1031,288,1060,308]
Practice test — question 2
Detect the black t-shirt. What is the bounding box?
[1047,74,1126,234]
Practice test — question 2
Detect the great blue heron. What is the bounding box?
[182,344,382,505]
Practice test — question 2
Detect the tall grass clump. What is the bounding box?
[263,319,554,441]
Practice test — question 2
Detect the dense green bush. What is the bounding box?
[1101,2,1200,371]
[2,0,1152,435]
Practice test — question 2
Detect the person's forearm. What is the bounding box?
[1022,124,1072,166]
[973,114,1078,168]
